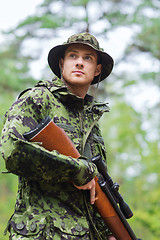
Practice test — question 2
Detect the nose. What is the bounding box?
[76,57,84,68]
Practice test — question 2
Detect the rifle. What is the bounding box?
[24,116,141,240]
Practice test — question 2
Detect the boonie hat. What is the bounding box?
[48,32,114,84]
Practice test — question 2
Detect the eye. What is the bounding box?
[69,53,76,58]
[85,55,92,60]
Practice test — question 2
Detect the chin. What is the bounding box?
[66,78,86,85]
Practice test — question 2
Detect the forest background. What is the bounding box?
[0,0,159,239]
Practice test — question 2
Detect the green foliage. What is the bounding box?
[0,39,36,93]
[136,189,160,237]
[0,166,17,239]
[100,101,144,171]
[16,16,41,28]
[100,100,160,239]
[137,18,160,59]
[0,92,18,239]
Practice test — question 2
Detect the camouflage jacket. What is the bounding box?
[1,78,110,239]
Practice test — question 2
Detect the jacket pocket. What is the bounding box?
[55,122,80,149]
[53,216,89,237]
[8,213,46,236]
[93,132,107,160]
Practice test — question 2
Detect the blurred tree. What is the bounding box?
[0,38,36,94]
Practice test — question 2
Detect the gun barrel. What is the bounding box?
[92,155,133,219]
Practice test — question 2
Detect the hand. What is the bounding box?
[108,235,117,240]
[73,178,96,205]
[74,181,117,240]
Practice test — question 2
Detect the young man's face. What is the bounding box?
[60,44,102,97]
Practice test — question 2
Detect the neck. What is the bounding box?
[61,78,90,99]
[68,86,88,98]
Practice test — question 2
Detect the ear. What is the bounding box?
[94,64,102,77]
[59,58,64,70]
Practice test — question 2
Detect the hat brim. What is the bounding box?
[48,42,114,85]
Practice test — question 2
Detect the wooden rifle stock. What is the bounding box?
[24,116,140,240]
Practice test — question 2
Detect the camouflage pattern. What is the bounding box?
[1,78,110,239]
[64,32,104,52]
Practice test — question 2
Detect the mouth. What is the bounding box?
[72,70,84,75]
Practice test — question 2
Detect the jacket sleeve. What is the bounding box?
[1,87,98,186]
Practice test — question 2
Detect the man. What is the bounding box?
[1,32,116,239]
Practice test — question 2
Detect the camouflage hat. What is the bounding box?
[48,32,114,84]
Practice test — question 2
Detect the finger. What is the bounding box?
[108,235,116,240]
[90,184,96,205]
[73,184,87,190]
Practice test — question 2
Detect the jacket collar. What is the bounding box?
[36,78,93,106]
[35,78,109,114]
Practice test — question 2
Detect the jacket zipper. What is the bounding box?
[78,110,84,155]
